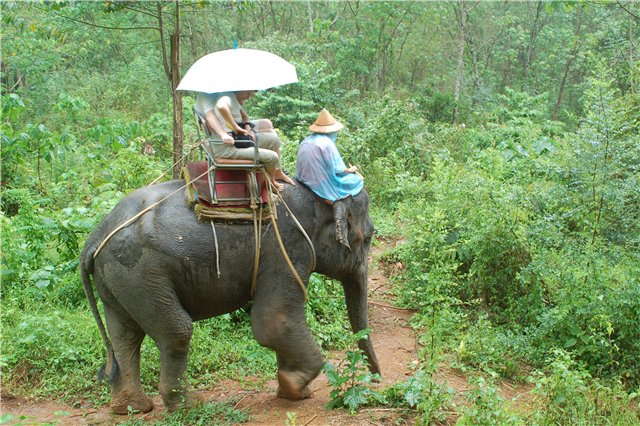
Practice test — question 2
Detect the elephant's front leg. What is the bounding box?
[251,281,325,400]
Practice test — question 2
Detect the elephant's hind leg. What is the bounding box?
[103,305,154,415]
[140,294,200,412]
[251,290,324,400]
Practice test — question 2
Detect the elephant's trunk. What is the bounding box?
[342,266,381,375]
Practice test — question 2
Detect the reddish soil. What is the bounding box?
[0,241,532,425]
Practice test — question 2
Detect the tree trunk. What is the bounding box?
[465,30,481,106]
[170,2,183,179]
[156,2,183,178]
[523,2,545,79]
[630,14,636,95]
[453,0,467,124]
[552,8,583,120]
[307,1,314,33]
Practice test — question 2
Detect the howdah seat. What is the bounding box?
[193,108,265,208]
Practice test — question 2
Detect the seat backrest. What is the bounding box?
[192,106,261,167]
[193,106,213,139]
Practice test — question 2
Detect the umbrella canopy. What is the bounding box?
[176,48,298,93]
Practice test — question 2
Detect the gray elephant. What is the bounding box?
[80,178,380,414]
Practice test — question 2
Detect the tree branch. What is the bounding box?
[121,3,159,20]
[157,2,171,84]
[51,9,159,31]
[616,0,640,21]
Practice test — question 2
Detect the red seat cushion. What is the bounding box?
[184,161,267,207]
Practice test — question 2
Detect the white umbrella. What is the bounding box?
[176,48,298,93]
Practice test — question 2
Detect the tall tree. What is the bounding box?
[52,1,184,177]
[552,5,584,120]
[451,0,477,123]
[155,1,183,178]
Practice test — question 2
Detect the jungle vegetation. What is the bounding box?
[2,1,639,424]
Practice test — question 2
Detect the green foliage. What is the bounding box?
[187,313,276,387]
[529,350,640,425]
[0,302,108,403]
[454,315,522,380]
[324,330,385,413]
[388,66,640,394]
[246,57,346,141]
[456,377,522,425]
[413,87,456,123]
[284,411,298,426]
[156,400,249,426]
[119,400,248,425]
[305,274,351,350]
[385,367,454,425]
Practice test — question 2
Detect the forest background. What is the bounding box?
[1,1,639,424]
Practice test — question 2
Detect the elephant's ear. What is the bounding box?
[332,197,353,250]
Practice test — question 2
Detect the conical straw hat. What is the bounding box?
[308,109,344,133]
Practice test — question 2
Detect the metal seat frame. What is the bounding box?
[193,107,265,208]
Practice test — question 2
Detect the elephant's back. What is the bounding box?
[82,179,321,274]
[81,181,190,265]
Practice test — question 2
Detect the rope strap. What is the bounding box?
[250,206,263,298]
[275,191,316,272]
[93,164,214,259]
[210,221,221,278]
[149,140,203,186]
[265,180,308,301]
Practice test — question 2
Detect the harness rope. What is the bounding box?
[148,140,203,186]
[265,179,309,301]
[250,205,263,297]
[274,190,317,272]
[210,221,221,277]
[93,164,214,259]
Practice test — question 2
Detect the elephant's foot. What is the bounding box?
[163,389,204,412]
[277,370,312,400]
[111,389,154,415]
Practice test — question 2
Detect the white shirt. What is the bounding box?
[194,92,242,133]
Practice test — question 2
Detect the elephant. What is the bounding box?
[80,178,380,414]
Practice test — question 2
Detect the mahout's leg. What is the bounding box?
[250,282,324,400]
[253,119,295,186]
[103,304,154,414]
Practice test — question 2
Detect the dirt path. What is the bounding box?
[1,241,531,425]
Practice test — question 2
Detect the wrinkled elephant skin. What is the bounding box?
[80,179,379,413]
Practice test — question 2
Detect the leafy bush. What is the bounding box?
[530,350,640,425]
[454,315,521,380]
[387,71,640,393]
[456,376,522,425]
[385,367,454,424]
[324,330,384,413]
[1,303,107,402]
[413,87,455,123]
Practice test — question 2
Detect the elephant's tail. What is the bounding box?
[80,252,119,384]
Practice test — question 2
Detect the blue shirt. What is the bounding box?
[296,133,363,202]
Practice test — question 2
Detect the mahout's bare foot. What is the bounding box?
[275,169,296,185]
